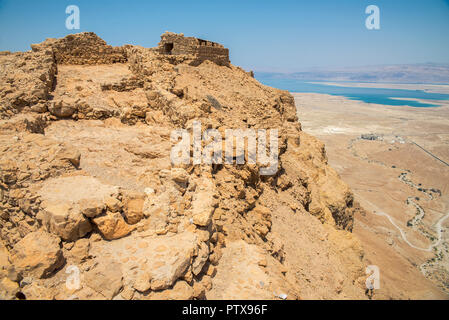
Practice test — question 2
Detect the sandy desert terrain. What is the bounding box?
[294,91,449,299]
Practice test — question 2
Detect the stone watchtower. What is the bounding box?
[158,32,230,66]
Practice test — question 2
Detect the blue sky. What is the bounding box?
[0,0,448,72]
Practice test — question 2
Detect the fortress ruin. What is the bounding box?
[29,31,230,67]
[158,32,230,66]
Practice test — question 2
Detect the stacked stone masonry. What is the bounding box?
[158,32,230,66]
[31,32,127,65]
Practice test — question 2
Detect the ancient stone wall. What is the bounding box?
[0,50,56,118]
[31,32,127,65]
[158,32,230,66]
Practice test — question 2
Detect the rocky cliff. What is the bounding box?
[0,32,368,300]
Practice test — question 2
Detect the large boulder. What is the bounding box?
[39,202,92,242]
[89,231,198,292]
[48,97,78,118]
[37,176,120,241]
[10,231,64,279]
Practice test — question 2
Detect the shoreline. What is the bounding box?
[307,81,449,95]
[291,92,446,109]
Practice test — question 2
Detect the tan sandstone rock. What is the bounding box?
[39,202,92,242]
[122,191,145,225]
[10,231,64,279]
[191,177,216,227]
[38,176,120,241]
[84,260,123,299]
[0,277,19,300]
[92,211,134,240]
[48,97,78,118]
[149,280,194,300]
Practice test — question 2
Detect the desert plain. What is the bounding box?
[294,88,449,299]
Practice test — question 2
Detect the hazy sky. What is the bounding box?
[0,0,448,72]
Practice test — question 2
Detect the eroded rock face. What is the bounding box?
[0,32,368,300]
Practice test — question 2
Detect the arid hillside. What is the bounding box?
[1,32,367,300]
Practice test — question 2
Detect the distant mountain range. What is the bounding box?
[256,63,449,84]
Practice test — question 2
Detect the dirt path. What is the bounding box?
[366,199,449,252]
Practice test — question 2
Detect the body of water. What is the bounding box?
[256,77,449,107]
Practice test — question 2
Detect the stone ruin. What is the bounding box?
[31,32,127,65]
[29,31,230,67]
[158,32,230,66]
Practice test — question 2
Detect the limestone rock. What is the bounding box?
[122,191,145,225]
[89,232,198,292]
[0,113,47,134]
[133,271,152,293]
[48,97,78,118]
[10,231,64,279]
[67,238,91,263]
[54,144,82,168]
[39,202,92,242]
[78,199,105,218]
[142,207,168,235]
[105,196,122,213]
[170,167,189,185]
[192,242,209,276]
[149,280,194,300]
[92,211,134,240]
[247,205,272,238]
[0,277,19,300]
[191,177,216,227]
[0,243,17,282]
[84,260,123,299]
[30,103,48,113]
[38,176,120,241]
[206,240,274,300]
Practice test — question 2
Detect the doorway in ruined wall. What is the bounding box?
[163,43,174,54]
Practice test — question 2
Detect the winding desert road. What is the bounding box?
[367,199,449,252]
